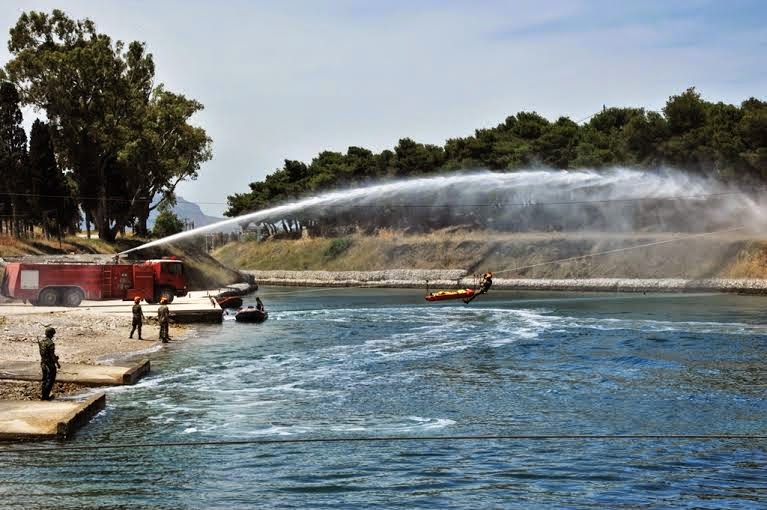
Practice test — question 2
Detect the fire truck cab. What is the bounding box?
[141,258,189,303]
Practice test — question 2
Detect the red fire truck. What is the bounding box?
[1,258,189,307]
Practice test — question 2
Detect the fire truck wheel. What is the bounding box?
[157,287,175,304]
[37,288,60,307]
[62,288,84,307]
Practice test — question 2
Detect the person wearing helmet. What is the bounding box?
[483,272,493,292]
[464,271,494,304]
[38,326,61,400]
[129,296,146,340]
[157,297,171,343]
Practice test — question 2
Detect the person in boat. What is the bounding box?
[157,297,171,343]
[464,272,493,304]
[256,297,265,312]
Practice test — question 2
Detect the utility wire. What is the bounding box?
[576,113,598,123]
[238,191,761,210]
[0,190,759,208]
[493,226,747,275]
[1,434,766,454]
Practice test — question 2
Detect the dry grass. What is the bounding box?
[0,235,122,257]
[720,242,767,278]
[213,229,767,278]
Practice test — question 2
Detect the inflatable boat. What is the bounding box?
[216,296,243,309]
[235,306,268,323]
[424,288,475,302]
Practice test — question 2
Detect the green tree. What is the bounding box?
[509,111,550,140]
[28,119,80,238]
[391,138,444,176]
[345,146,376,182]
[308,152,347,189]
[0,81,27,236]
[623,111,668,164]
[534,117,580,168]
[227,87,767,235]
[4,10,211,241]
[739,98,767,180]
[663,87,707,135]
[152,203,184,238]
[122,86,212,235]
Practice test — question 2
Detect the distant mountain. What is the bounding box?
[148,197,239,233]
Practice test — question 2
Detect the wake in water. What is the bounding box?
[121,167,767,254]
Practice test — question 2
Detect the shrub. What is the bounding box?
[324,237,352,259]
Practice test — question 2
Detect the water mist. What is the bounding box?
[120,167,766,255]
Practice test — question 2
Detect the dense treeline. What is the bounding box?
[0,10,211,242]
[0,82,78,239]
[226,89,767,237]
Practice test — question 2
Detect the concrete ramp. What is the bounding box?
[0,359,149,386]
[0,392,106,440]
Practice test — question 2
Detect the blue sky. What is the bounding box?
[1,0,765,216]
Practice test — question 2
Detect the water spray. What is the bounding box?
[120,168,765,256]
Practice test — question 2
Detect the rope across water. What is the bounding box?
[492,226,747,276]
[1,433,766,453]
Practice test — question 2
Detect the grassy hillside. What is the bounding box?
[212,229,767,279]
[0,235,242,290]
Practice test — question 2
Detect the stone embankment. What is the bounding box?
[245,270,767,294]
[246,270,467,289]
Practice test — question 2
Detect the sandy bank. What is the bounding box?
[0,305,184,400]
[245,270,767,294]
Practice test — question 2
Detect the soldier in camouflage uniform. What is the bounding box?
[38,326,61,400]
[129,296,145,339]
[157,297,171,343]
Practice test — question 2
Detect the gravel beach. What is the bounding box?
[0,306,183,400]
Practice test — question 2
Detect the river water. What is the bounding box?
[2,288,767,509]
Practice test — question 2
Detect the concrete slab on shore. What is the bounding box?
[0,359,150,386]
[0,290,223,323]
[0,392,106,440]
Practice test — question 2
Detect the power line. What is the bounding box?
[317,191,756,209]
[0,191,145,203]
[230,190,759,212]
[0,190,218,206]
[1,434,765,454]
[0,190,758,208]
[493,225,746,275]
[576,111,599,124]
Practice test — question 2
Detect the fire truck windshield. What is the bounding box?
[163,263,184,275]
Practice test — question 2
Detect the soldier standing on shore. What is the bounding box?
[129,296,145,339]
[38,326,61,400]
[157,297,171,343]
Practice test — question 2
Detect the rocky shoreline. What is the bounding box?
[245,270,767,294]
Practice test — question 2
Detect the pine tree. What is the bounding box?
[28,119,80,240]
[0,82,28,237]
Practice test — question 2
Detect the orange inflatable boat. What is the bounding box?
[424,288,475,302]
